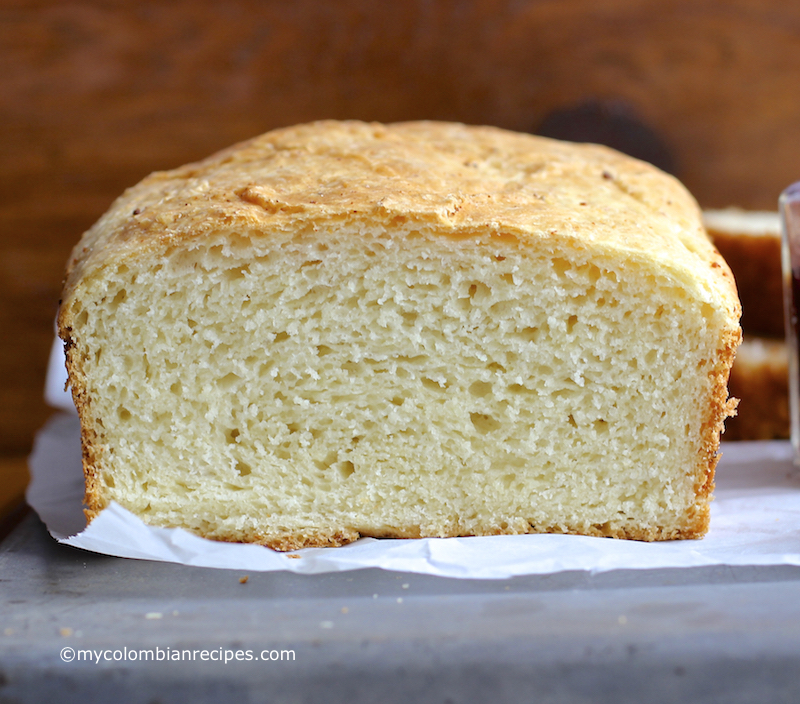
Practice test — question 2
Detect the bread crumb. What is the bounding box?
[286,554,301,559]
[60,628,73,637]
[145,612,163,620]
[239,575,249,584]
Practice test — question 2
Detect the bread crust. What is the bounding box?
[60,121,739,317]
[58,120,741,544]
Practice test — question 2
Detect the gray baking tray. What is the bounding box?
[2,511,800,704]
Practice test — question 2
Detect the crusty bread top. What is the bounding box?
[59,120,739,323]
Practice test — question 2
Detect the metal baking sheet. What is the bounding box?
[2,513,800,704]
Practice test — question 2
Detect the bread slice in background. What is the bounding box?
[703,209,782,338]
[58,120,741,547]
[703,208,789,441]
[725,335,788,441]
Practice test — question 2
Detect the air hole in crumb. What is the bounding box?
[225,265,250,281]
[105,473,116,488]
[401,310,418,325]
[316,344,334,357]
[338,461,355,479]
[567,414,578,428]
[551,258,570,277]
[566,315,578,334]
[314,451,338,471]
[110,289,127,309]
[273,331,289,343]
[422,377,447,392]
[217,372,241,389]
[593,419,609,434]
[226,428,241,444]
[235,460,252,477]
[467,282,491,302]
[118,407,131,421]
[390,396,405,406]
[469,381,493,398]
[470,412,500,434]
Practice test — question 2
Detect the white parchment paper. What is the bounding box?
[27,337,800,579]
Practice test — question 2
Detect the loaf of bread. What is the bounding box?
[58,120,741,548]
[703,208,782,338]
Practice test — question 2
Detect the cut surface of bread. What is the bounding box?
[59,120,741,547]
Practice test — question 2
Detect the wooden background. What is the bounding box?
[2,0,800,518]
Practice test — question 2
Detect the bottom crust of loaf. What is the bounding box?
[84,503,710,550]
[222,520,710,551]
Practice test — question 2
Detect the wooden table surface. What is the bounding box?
[3,0,800,518]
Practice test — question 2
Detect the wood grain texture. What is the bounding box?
[2,1,799,493]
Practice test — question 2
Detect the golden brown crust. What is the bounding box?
[211,520,700,551]
[59,120,739,328]
[60,325,108,523]
[58,120,741,545]
[695,323,742,526]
